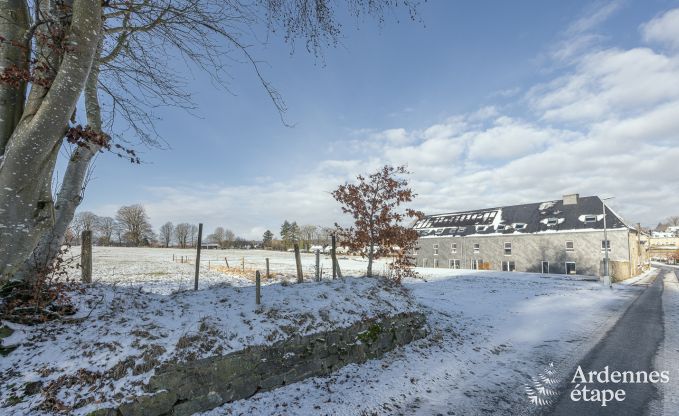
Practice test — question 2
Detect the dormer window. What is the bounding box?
[513,223,527,230]
[546,218,559,226]
[584,215,597,223]
[496,224,507,231]
[476,225,488,232]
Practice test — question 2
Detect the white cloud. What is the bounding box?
[641,8,679,50]
[549,1,623,62]
[90,7,679,235]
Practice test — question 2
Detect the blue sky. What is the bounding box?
[72,0,679,238]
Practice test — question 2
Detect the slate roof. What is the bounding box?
[414,196,630,238]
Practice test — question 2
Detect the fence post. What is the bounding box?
[315,249,320,281]
[242,257,245,272]
[172,254,175,262]
[255,270,261,305]
[81,230,92,283]
[225,257,229,268]
[194,223,203,291]
[208,260,211,271]
[266,258,270,279]
[331,235,337,280]
[294,243,303,283]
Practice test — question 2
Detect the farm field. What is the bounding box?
[64,246,396,294]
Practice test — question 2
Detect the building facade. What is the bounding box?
[413,194,648,280]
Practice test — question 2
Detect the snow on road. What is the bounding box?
[651,268,679,416]
[201,271,641,416]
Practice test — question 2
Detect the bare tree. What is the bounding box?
[189,224,198,248]
[174,223,191,249]
[300,224,318,250]
[667,216,679,227]
[74,211,99,233]
[208,226,226,248]
[0,0,421,282]
[115,204,153,247]
[96,216,115,246]
[224,229,235,248]
[159,222,174,248]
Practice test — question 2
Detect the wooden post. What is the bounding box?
[241,257,245,271]
[224,257,229,268]
[294,243,303,283]
[315,249,320,281]
[266,258,270,279]
[172,253,175,262]
[208,260,211,271]
[81,230,92,283]
[331,235,337,280]
[255,270,261,305]
[194,223,203,291]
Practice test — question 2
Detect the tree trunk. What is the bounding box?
[0,0,102,282]
[367,244,374,277]
[14,43,104,280]
[0,0,29,156]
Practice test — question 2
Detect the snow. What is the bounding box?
[651,268,679,416]
[0,247,415,415]
[0,247,645,415]
[63,247,396,295]
[200,271,640,415]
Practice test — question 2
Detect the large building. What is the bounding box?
[413,194,648,280]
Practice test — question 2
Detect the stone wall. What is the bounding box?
[93,311,427,416]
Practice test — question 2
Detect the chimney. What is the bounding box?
[563,193,579,205]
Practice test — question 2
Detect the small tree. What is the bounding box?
[280,220,292,248]
[263,230,274,248]
[159,222,174,248]
[332,165,423,280]
[96,217,116,246]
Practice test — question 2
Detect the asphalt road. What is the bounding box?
[545,268,671,416]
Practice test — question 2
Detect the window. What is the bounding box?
[566,262,577,275]
[471,259,483,270]
[451,243,457,253]
[449,259,460,269]
[584,215,597,223]
[433,243,439,255]
[504,242,512,256]
[502,261,516,272]
[546,218,559,226]
[565,241,574,251]
[476,225,488,232]
[434,259,439,268]
[496,224,507,231]
[422,258,428,267]
[601,240,611,252]
[513,223,527,230]
[473,243,480,254]
[541,261,550,274]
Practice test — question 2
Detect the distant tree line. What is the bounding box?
[69,205,336,250]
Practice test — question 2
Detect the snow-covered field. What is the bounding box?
[204,272,642,416]
[0,247,644,415]
[64,247,396,294]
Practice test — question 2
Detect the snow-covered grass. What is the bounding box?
[64,247,395,294]
[0,275,416,415]
[1,247,644,415]
[200,271,642,416]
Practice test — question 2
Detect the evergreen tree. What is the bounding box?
[290,222,300,243]
[263,230,274,248]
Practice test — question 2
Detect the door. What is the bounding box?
[566,262,576,275]
[541,261,549,274]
